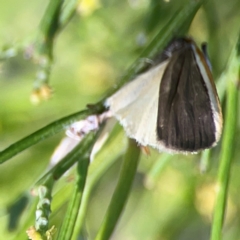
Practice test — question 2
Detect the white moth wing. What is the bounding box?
[191,45,223,143]
[105,60,170,152]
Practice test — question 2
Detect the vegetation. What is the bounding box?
[0,0,240,239]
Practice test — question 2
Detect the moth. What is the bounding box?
[105,37,223,153]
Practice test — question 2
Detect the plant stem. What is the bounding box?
[0,107,104,164]
[38,0,63,55]
[95,139,140,240]
[36,131,97,186]
[57,156,90,240]
[210,49,239,240]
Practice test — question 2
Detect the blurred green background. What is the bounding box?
[0,0,240,239]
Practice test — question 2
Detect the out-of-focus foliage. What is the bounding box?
[0,0,240,240]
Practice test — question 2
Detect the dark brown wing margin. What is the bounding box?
[156,48,216,151]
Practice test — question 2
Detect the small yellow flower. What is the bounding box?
[77,0,101,16]
[30,84,52,104]
[26,226,42,240]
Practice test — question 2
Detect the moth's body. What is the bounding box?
[105,38,222,153]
